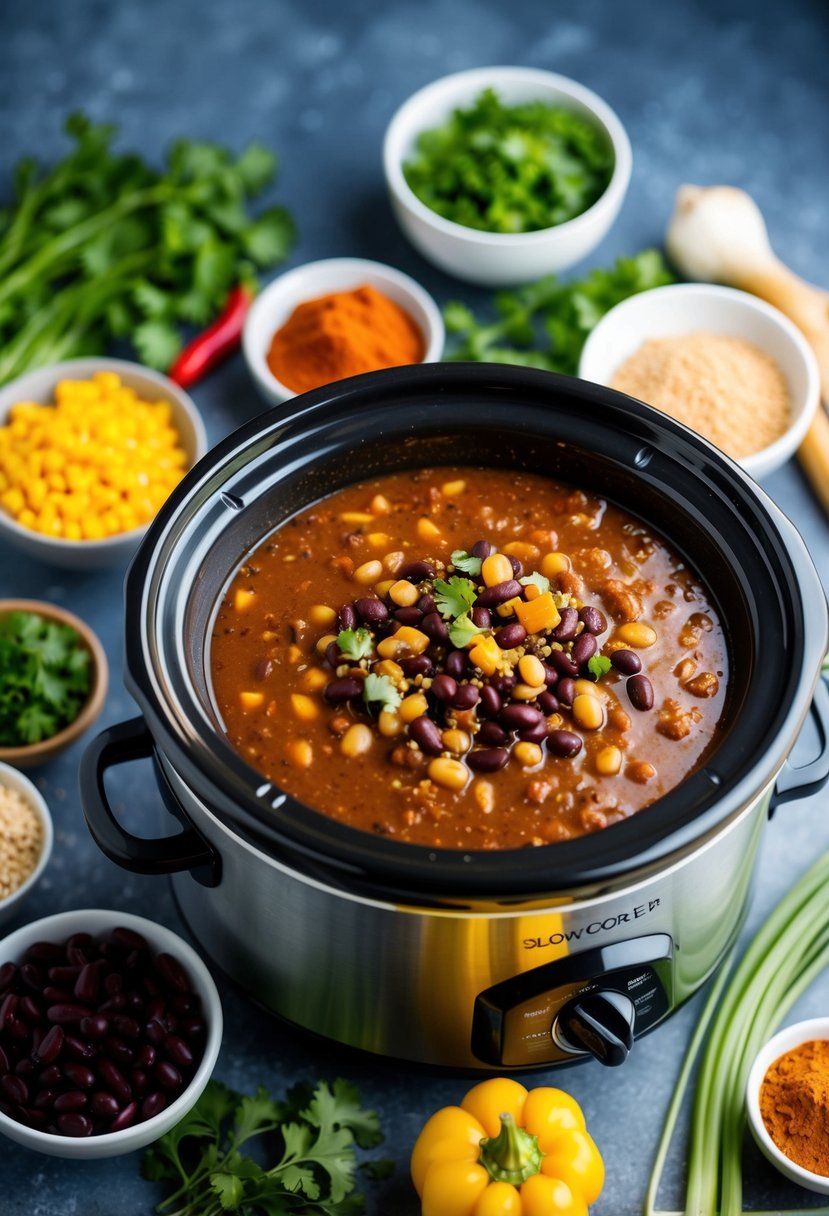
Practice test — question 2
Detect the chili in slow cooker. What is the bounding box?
[210,467,727,849]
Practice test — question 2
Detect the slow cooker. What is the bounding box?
[80,365,829,1070]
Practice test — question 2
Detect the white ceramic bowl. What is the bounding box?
[383,66,632,286]
[243,256,445,406]
[746,1017,829,1194]
[0,358,208,569]
[578,283,820,480]
[0,763,53,928]
[0,909,222,1158]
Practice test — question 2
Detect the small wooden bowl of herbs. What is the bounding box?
[0,600,108,768]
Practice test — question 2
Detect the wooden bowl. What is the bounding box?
[0,599,108,768]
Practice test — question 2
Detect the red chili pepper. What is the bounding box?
[168,284,254,388]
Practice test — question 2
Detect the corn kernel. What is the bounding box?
[353,559,383,585]
[378,710,403,737]
[519,655,546,686]
[234,588,256,612]
[482,553,513,586]
[474,781,495,814]
[290,694,319,722]
[309,604,337,628]
[383,551,405,574]
[503,541,541,563]
[442,729,471,755]
[316,633,338,655]
[427,757,468,792]
[366,532,391,548]
[441,479,466,497]
[389,579,419,607]
[374,579,395,598]
[572,693,604,731]
[377,626,430,659]
[596,745,623,776]
[240,691,264,711]
[300,667,329,692]
[374,659,404,683]
[399,693,429,723]
[287,739,313,769]
[513,682,547,701]
[370,494,391,515]
[339,511,375,524]
[540,552,571,578]
[417,516,441,542]
[340,724,373,758]
[615,622,658,648]
[514,742,543,767]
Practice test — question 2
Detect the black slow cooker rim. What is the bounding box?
[123,363,826,899]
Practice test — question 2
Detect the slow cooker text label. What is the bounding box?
[523,900,661,949]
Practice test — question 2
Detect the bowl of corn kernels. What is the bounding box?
[0,358,207,568]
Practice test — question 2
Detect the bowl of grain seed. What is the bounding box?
[578,283,820,480]
[0,762,53,928]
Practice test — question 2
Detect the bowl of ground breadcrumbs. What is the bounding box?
[0,762,53,928]
[578,283,820,479]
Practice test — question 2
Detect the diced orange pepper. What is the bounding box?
[469,634,501,675]
[515,592,561,635]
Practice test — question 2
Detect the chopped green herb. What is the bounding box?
[433,576,477,620]
[449,614,485,649]
[443,250,674,376]
[337,627,373,661]
[587,654,612,681]
[450,549,483,577]
[519,571,551,595]
[363,673,402,714]
[0,610,91,746]
[403,87,613,234]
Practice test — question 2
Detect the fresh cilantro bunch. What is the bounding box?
[444,250,674,375]
[143,1077,391,1216]
[403,88,612,233]
[0,610,91,745]
[0,113,295,384]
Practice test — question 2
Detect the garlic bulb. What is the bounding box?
[666,185,775,284]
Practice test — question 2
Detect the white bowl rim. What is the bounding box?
[577,281,821,479]
[746,1016,829,1191]
[0,356,208,554]
[383,65,633,248]
[0,907,223,1154]
[0,762,54,915]
[243,255,445,402]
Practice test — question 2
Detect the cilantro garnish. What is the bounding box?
[520,571,551,595]
[449,614,485,649]
[433,576,477,620]
[362,673,402,714]
[142,1076,388,1215]
[337,627,373,661]
[451,549,483,577]
[587,654,612,681]
[0,611,91,746]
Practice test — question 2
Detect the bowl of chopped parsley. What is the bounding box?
[383,66,632,286]
[0,600,108,767]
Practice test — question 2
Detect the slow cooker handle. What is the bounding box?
[770,678,829,812]
[80,717,221,885]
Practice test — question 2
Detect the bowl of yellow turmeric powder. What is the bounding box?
[243,257,444,405]
[0,357,208,568]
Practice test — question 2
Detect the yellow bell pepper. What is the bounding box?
[411,1078,603,1216]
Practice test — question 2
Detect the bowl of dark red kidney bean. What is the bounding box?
[0,909,222,1157]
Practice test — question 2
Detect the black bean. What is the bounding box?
[547,730,583,758]
[398,560,435,582]
[180,1018,206,1041]
[495,623,527,650]
[254,657,273,681]
[557,678,576,707]
[476,579,523,608]
[99,992,127,1013]
[538,691,559,715]
[627,674,654,711]
[478,685,502,718]
[43,986,71,1004]
[445,650,468,679]
[409,716,444,755]
[519,719,550,743]
[572,633,597,666]
[453,684,479,710]
[172,994,198,1016]
[507,555,524,578]
[355,596,388,624]
[142,1092,167,1120]
[67,946,92,968]
[500,704,544,732]
[552,607,579,642]
[471,607,491,629]
[612,649,642,675]
[417,593,437,614]
[324,677,363,704]
[431,674,457,702]
[56,1113,93,1137]
[394,606,423,626]
[478,721,507,746]
[8,1018,29,1041]
[338,603,357,630]
[579,605,607,635]
[467,748,509,773]
[90,1091,120,1118]
[421,612,449,642]
[471,540,495,558]
[548,650,579,679]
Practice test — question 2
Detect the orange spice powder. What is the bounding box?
[760,1039,829,1176]
[266,283,425,394]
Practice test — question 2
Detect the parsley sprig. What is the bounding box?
[337,628,372,662]
[0,610,91,745]
[143,1077,390,1216]
[433,576,477,621]
[450,549,483,577]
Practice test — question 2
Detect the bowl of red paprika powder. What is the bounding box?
[746,1018,829,1194]
[242,256,444,405]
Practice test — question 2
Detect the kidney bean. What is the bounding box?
[54,1090,88,1113]
[67,946,92,968]
[444,650,468,680]
[14,1058,35,1078]
[111,1101,138,1132]
[417,593,437,614]
[64,1035,97,1062]
[538,691,560,715]
[8,1018,30,1041]
[56,1113,93,1137]
[39,1066,62,1087]
[467,748,509,773]
[627,674,654,711]
[111,928,148,954]
[146,997,166,1023]
[30,1027,44,1052]
[155,1061,183,1093]
[399,655,433,678]
[478,685,502,718]
[471,540,495,558]
[325,640,341,668]
[132,1068,148,1096]
[46,1004,90,1025]
[476,579,522,608]
[43,987,71,1004]
[547,730,583,758]
[99,992,127,1012]
[145,1019,167,1047]
[18,996,42,1024]
[471,607,491,629]
[96,1059,131,1105]
[172,994,198,1016]
[135,1043,156,1069]
[64,1062,95,1090]
[519,719,550,743]
[355,596,388,624]
[421,612,449,642]
[572,633,597,666]
[164,1035,194,1069]
[579,606,607,635]
[90,1091,120,1118]
[33,1088,56,1110]
[104,1037,134,1068]
[0,1045,8,1076]
[495,623,527,650]
[48,966,81,986]
[0,963,16,993]
[394,606,423,626]
[453,684,479,710]
[409,716,444,755]
[0,1075,28,1104]
[507,556,524,578]
[324,677,363,704]
[73,963,102,1006]
[398,560,435,582]
[500,704,544,732]
[0,994,18,1028]
[478,722,507,747]
[79,1015,109,1042]
[67,933,94,951]
[490,674,516,695]
[104,973,123,996]
[557,678,576,707]
[612,648,642,675]
[142,1092,167,1120]
[548,650,579,679]
[180,1018,206,1041]
[552,607,579,642]
[542,664,558,687]
[431,674,457,702]
[24,942,64,964]
[20,964,45,993]
[254,657,273,682]
[338,603,357,631]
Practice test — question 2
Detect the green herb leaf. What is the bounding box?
[451,549,483,577]
[363,673,401,713]
[434,576,477,620]
[520,571,551,595]
[587,654,612,681]
[242,206,296,267]
[337,628,372,661]
[449,614,484,649]
[132,318,182,370]
[0,611,92,748]
[361,1158,395,1179]
[234,142,278,195]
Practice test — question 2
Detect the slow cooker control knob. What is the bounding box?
[554,990,635,1067]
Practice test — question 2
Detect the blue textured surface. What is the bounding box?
[1,1,829,1212]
